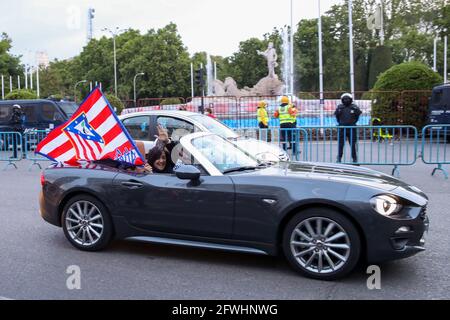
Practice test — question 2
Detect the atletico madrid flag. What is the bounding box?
[36,87,145,166]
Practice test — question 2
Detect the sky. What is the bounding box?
[0,0,343,65]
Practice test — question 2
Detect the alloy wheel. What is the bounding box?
[290,217,351,274]
[65,200,104,246]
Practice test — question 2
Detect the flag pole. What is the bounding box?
[190,62,194,98]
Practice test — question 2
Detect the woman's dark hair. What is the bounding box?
[147,144,167,171]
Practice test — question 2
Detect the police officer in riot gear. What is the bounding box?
[10,104,25,159]
[335,93,362,164]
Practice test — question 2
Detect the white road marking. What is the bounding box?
[0,296,13,300]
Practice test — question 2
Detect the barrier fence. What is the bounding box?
[186,96,239,122]
[0,132,23,169]
[244,126,418,177]
[302,126,418,177]
[0,124,448,179]
[422,125,450,179]
[24,129,50,170]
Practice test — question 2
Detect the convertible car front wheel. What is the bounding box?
[61,195,114,251]
[283,208,361,280]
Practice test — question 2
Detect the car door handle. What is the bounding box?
[121,181,144,189]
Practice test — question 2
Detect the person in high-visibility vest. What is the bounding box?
[257,100,269,129]
[257,100,271,142]
[290,103,298,126]
[274,96,297,152]
[372,118,393,142]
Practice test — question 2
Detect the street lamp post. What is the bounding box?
[36,66,40,97]
[133,72,145,108]
[290,0,294,95]
[102,27,126,97]
[445,36,448,83]
[318,0,325,128]
[434,38,438,72]
[25,65,28,90]
[74,80,87,103]
[348,0,355,96]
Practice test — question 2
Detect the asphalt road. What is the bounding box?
[0,160,449,300]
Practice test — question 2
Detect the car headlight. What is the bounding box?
[370,195,402,217]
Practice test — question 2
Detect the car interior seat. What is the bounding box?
[135,141,147,159]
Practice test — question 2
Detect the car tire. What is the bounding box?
[61,194,114,251]
[282,208,361,280]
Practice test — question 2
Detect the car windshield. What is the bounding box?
[190,134,259,173]
[188,114,238,139]
[57,102,79,117]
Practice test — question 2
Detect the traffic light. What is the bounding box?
[195,68,204,87]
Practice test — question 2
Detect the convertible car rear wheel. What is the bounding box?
[283,208,361,280]
[62,195,113,251]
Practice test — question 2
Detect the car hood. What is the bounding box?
[232,138,287,161]
[242,161,428,203]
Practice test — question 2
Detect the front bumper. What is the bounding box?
[365,206,429,264]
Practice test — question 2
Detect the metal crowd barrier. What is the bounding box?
[0,132,23,170]
[2,125,447,180]
[234,126,418,175]
[24,129,50,170]
[300,126,418,176]
[421,125,450,179]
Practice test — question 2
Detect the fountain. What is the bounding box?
[206,54,214,96]
[281,27,293,95]
[210,42,285,97]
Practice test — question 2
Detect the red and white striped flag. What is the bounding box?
[36,88,145,166]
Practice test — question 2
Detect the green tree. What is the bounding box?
[119,24,191,99]
[225,38,267,88]
[372,62,442,127]
[7,2,446,101]
[5,89,37,100]
[39,59,78,99]
[368,46,393,88]
[0,33,22,78]
[105,93,125,114]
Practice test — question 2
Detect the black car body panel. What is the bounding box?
[428,84,450,133]
[40,157,429,263]
[110,172,235,238]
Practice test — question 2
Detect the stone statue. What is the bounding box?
[258,42,279,78]
[210,42,283,97]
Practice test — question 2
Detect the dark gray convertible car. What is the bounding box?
[40,132,429,280]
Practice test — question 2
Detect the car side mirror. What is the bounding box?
[175,165,201,181]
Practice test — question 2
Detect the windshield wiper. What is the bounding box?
[223,166,259,174]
